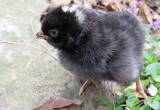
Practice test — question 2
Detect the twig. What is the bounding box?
[0,41,58,61]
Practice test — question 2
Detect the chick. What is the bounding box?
[37,4,147,98]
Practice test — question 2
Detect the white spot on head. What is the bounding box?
[61,4,86,24]
[61,5,69,13]
[69,4,79,12]
[75,10,85,24]
[62,4,78,13]
[84,3,92,9]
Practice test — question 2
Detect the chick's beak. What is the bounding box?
[36,31,48,40]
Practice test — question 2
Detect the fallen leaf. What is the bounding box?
[97,106,107,110]
[138,3,153,24]
[33,97,82,110]
[153,28,160,34]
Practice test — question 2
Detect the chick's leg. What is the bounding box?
[79,80,101,95]
[135,78,147,99]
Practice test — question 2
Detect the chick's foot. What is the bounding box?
[79,80,102,95]
[135,78,147,99]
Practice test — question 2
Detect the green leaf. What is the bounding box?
[154,95,160,101]
[126,96,139,108]
[115,92,125,105]
[92,96,113,110]
[142,79,150,88]
[152,74,160,82]
[124,88,135,97]
[115,105,123,110]
[154,82,160,88]
[92,96,108,106]
[149,102,160,110]
[145,63,160,75]
[139,105,151,110]
[145,96,160,110]
[144,50,158,64]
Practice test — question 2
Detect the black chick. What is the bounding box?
[38,4,147,98]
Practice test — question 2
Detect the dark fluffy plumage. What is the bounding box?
[40,4,145,83]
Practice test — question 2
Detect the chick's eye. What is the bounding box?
[48,29,59,38]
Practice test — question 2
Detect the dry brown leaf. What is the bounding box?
[100,0,125,12]
[107,2,121,11]
[97,106,108,110]
[137,1,153,24]
[100,0,113,6]
[149,9,160,20]
[144,4,153,23]
[33,97,82,110]
[129,0,137,6]
[151,28,160,35]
